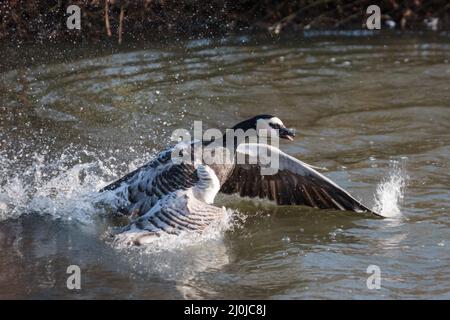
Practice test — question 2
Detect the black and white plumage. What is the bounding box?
[101,115,380,245]
[102,142,231,245]
[224,143,376,212]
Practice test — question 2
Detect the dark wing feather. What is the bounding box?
[113,191,225,246]
[220,143,381,216]
[99,146,199,217]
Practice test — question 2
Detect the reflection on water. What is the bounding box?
[0,33,449,299]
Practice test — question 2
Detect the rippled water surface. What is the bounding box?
[0,33,449,299]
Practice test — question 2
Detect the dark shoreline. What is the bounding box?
[1,1,449,44]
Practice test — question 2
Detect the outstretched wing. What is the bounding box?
[99,145,199,217]
[113,190,226,246]
[220,143,380,216]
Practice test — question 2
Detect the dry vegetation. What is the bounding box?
[1,0,449,42]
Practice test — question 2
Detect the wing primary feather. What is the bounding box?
[220,143,379,216]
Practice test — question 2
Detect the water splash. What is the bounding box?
[111,207,235,250]
[0,144,240,253]
[108,208,237,284]
[0,147,123,223]
[372,160,408,218]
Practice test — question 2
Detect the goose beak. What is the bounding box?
[279,127,296,141]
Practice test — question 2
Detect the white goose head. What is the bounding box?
[232,114,296,141]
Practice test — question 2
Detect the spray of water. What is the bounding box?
[111,207,235,250]
[0,145,241,253]
[372,160,408,218]
[2,143,406,253]
[0,147,127,223]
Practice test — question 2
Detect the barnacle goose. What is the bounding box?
[100,115,379,245]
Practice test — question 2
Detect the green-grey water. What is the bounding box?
[0,33,449,299]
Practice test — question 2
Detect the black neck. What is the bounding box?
[202,128,247,153]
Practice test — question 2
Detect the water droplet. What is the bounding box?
[282,236,290,243]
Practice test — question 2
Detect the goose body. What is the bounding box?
[101,115,379,245]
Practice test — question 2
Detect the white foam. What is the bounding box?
[0,144,240,253]
[372,160,408,218]
[0,148,118,223]
[112,208,235,251]
[105,208,243,287]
